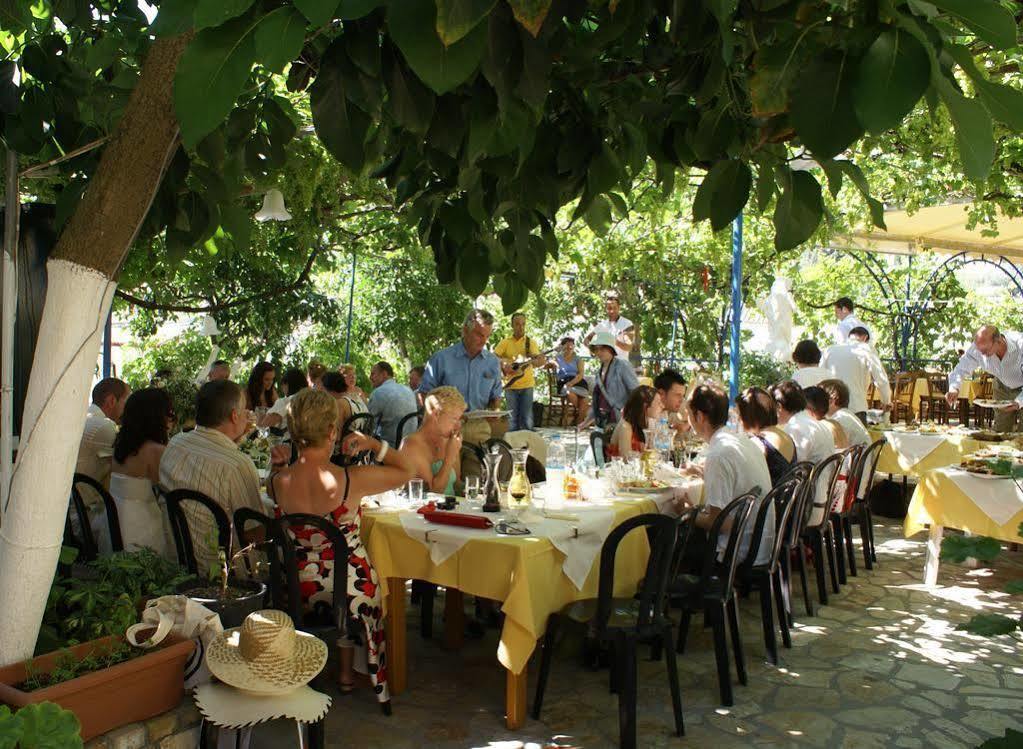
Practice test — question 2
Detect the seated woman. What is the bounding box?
[264,367,309,430]
[402,386,465,495]
[553,337,589,425]
[608,385,662,459]
[110,388,176,558]
[804,386,849,449]
[340,363,369,413]
[736,386,796,485]
[269,388,412,705]
[245,361,278,422]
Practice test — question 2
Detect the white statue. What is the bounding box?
[758,277,796,362]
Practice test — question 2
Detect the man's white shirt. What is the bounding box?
[589,316,634,359]
[792,366,832,389]
[822,341,891,413]
[835,314,872,344]
[949,333,1023,405]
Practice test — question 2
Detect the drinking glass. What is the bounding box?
[465,476,481,504]
[407,478,424,506]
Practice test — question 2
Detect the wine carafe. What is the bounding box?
[482,446,503,513]
[508,448,532,510]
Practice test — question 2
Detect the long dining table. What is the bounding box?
[361,480,702,729]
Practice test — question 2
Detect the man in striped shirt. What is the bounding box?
[946,325,1023,433]
[160,380,263,573]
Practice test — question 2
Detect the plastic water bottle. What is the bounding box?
[655,416,671,452]
[546,435,565,508]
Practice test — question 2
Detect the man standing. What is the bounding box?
[834,297,872,344]
[584,290,635,361]
[946,325,1023,432]
[368,361,419,447]
[420,309,504,442]
[821,327,891,422]
[494,313,546,432]
[207,360,231,381]
[76,377,130,488]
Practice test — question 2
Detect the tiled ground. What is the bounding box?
[251,518,1023,748]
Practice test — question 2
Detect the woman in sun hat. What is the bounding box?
[268,388,412,708]
[583,330,640,428]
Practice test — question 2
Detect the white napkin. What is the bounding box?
[941,468,1023,526]
[884,431,947,468]
[520,506,616,590]
[397,510,491,565]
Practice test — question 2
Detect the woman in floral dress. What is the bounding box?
[269,388,412,710]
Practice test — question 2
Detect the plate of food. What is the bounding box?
[970,430,1008,442]
[959,457,1015,478]
[617,479,668,494]
[974,399,1016,410]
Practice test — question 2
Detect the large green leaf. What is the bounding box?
[194,0,255,31]
[150,0,197,36]
[940,533,1002,563]
[956,613,1020,637]
[853,28,930,133]
[174,14,259,148]
[384,47,436,134]
[456,241,491,296]
[927,0,1017,50]
[507,0,551,36]
[13,702,83,749]
[254,7,307,73]
[772,169,823,251]
[294,0,341,26]
[790,52,863,159]
[435,0,497,46]
[337,0,384,19]
[977,728,1023,749]
[947,46,1023,131]
[389,0,487,94]
[936,77,995,182]
[1005,579,1023,595]
[586,143,624,196]
[310,39,371,171]
[833,160,886,229]
[693,159,752,232]
[584,194,613,236]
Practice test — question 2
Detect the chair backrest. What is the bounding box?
[802,450,847,532]
[233,507,287,610]
[590,430,606,469]
[852,437,886,503]
[595,513,678,633]
[832,443,865,514]
[72,473,123,553]
[699,493,758,598]
[978,372,994,399]
[741,477,801,576]
[65,484,99,562]
[276,512,352,631]
[335,412,376,466]
[484,438,514,481]
[778,461,814,549]
[926,373,948,395]
[395,409,423,448]
[163,488,232,575]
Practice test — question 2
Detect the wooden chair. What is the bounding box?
[918,373,950,424]
[972,373,995,428]
[892,371,924,423]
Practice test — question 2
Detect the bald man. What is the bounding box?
[946,325,1023,432]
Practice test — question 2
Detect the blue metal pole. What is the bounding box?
[728,214,743,402]
[669,282,680,368]
[101,308,112,379]
[343,252,357,364]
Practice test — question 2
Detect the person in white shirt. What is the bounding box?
[945,325,1023,433]
[803,386,849,450]
[160,380,270,572]
[772,380,835,463]
[791,339,832,388]
[583,289,635,361]
[818,379,871,447]
[76,377,131,488]
[834,297,872,344]
[264,368,309,430]
[676,384,774,567]
[821,327,891,421]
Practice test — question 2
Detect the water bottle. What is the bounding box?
[655,416,671,452]
[546,435,565,508]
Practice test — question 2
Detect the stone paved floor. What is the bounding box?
[251,519,1023,749]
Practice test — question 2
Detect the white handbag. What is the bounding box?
[126,594,224,689]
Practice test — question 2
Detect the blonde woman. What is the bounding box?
[402,386,466,495]
[340,363,369,413]
[269,388,411,707]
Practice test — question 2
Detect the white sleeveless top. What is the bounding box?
[109,473,175,560]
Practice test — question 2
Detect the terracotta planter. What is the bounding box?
[0,635,195,740]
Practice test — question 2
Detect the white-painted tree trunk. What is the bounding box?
[0,259,115,664]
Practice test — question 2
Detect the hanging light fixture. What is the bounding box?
[254,188,292,221]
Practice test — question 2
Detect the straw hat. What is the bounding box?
[588,331,617,352]
[206,610,327,695]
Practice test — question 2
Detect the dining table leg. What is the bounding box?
[506,665,528,729]
[443,588,465,651]
[924,524,943,586]
[385,576,408,695]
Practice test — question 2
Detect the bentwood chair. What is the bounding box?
[533,513,684,748]
[670,493,758,707]
[163,488,231,576]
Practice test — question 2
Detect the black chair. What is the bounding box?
[163,488,231,575]
[736,478,803,665]
[670,493,758,707]
[233,507,288,612]
[533,513,684,749]
[71,473,124,554]
[334,412,377,466]
[776,462,814,619]
[799,451,847,606]
[827,444,865,585]
[836,438,884,572]
[394,408,423,448]
[65,485,99,562]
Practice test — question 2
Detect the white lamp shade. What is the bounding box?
[200,315,221,337]
[254,189,292,221]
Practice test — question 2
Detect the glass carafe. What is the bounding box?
[507,447,532,509]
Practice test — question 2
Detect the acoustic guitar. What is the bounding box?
[503,348,556,388]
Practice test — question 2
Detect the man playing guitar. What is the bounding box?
[494,313,549,431]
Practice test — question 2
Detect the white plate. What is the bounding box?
[961,470,1014,480]
[974,399,1015,409]
[617,485,669,495]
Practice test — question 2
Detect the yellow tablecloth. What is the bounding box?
[905,469,1023,543]
[363,498,658,675]
[868,429,981,477]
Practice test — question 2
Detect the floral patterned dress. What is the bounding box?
[273,467,388,702]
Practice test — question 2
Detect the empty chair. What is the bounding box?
[233,507,288,611]
[670,493,758,707]
[533,513,684,748]
[838,438,885,572]
[163,488,231,575]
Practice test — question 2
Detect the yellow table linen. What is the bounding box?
[905,469,1023,543]
[868,429,981,477]
[362,498,657,675]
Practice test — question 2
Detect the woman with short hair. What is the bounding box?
[736,386,795,484]
[402,386,466,495]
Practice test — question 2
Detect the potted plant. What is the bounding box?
[0,701,83,748]
[178,531,267,629]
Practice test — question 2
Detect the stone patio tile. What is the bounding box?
[892,663,962,691]
[833,707,919,731]
[840,729,896,749]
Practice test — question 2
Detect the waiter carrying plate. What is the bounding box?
[946,324,1023,433]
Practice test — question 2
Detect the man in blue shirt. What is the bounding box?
[420,309,504,442]
[368,361,420,448]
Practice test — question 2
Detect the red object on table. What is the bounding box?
[420,510,493,529]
